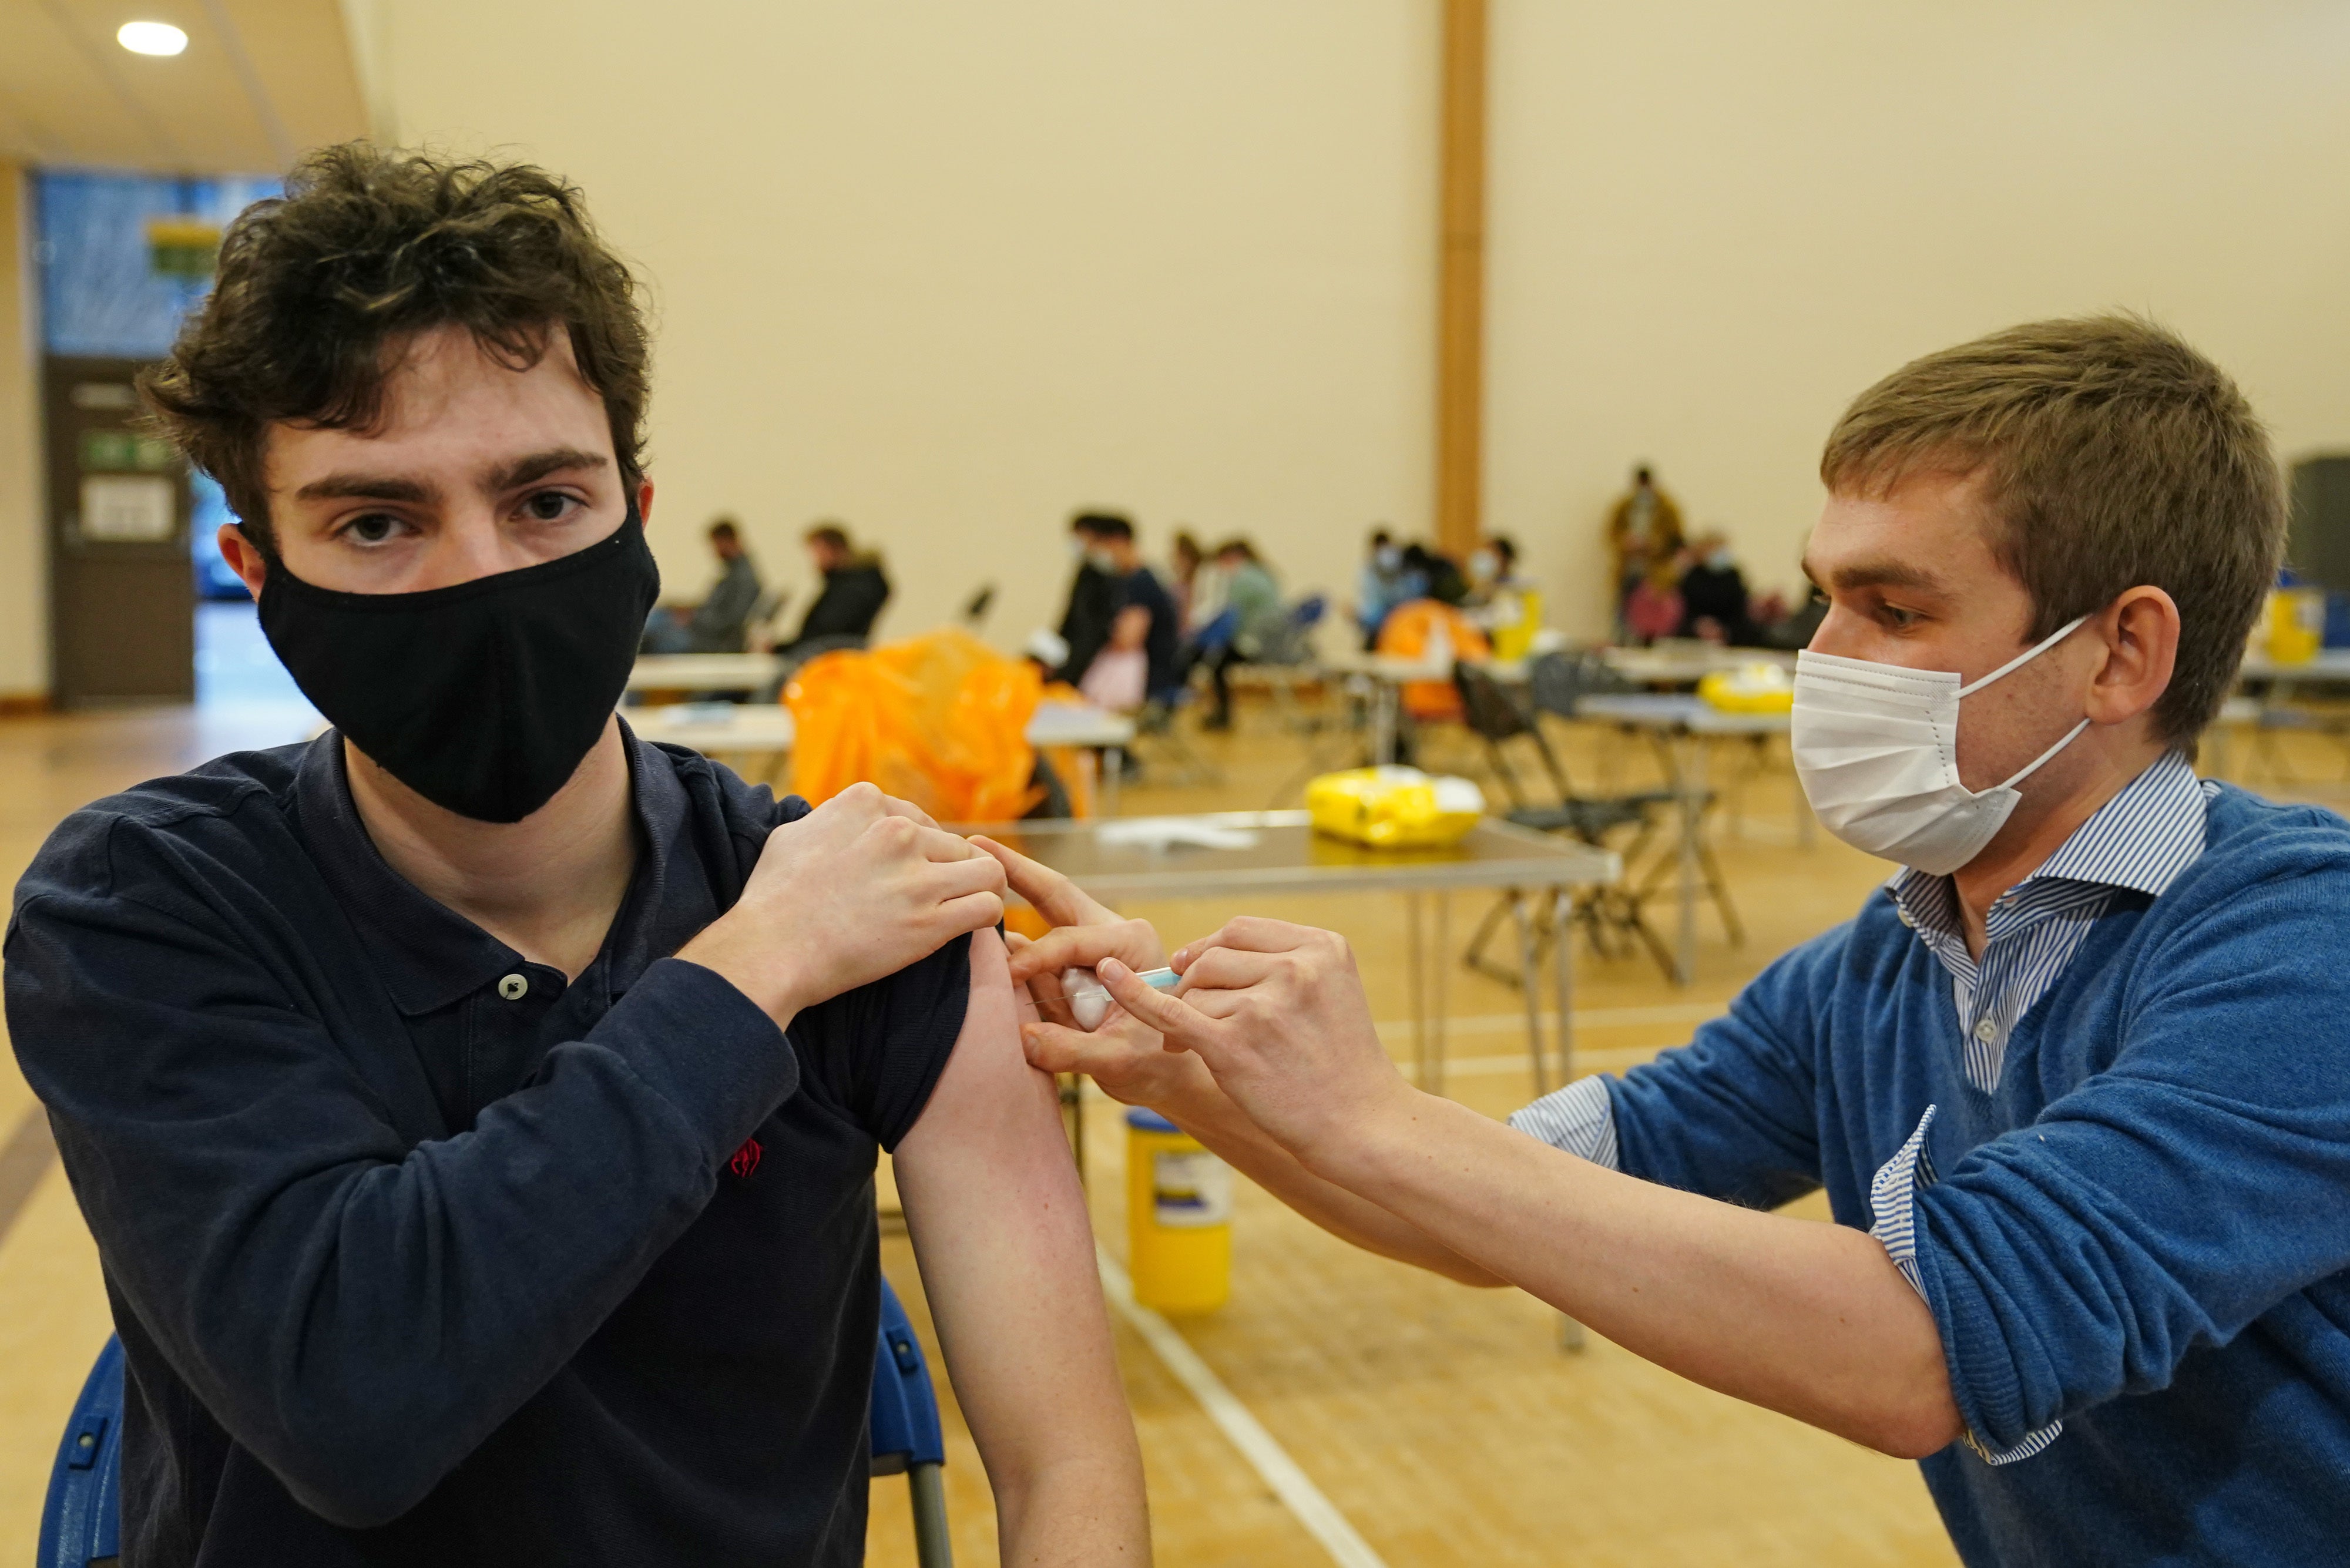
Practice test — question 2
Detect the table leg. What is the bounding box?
[1103,746,1123,815]
[1513,892,1546,1097]
[1372,681,1398,766]
[1550,881,1586,1352]
[1676,733,1706,986]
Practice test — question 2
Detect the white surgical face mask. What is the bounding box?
[1791,615,2090,875]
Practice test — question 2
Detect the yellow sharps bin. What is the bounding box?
[1124,1108,1231,1313]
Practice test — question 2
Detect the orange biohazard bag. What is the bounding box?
[1375,600,1490,721]
[784,628,1045,822]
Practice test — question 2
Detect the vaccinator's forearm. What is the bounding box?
[1314,1090,1965,1458]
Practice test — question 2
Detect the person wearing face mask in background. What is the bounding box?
[4,145,1146,1568]
[994,316,2350,1567]
[1354,526,1425,649]
[1048,511,1136,687]
[1465,535,1543,660]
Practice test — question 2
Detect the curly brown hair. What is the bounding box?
[141,142,650,554]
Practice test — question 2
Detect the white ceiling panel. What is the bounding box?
[0,0,365,173]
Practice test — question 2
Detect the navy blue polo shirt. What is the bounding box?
[4,723,970,1566]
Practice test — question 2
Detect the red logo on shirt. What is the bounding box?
[729,1138,762,1180]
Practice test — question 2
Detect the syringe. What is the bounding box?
[1059,965,1182,1030]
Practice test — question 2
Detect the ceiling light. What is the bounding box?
[117,21,189,56]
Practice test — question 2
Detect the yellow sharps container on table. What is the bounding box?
[1125,1109,1231,1314]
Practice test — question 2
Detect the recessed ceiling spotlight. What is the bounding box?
[117,21,189,56]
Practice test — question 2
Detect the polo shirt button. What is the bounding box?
[498,973,529,1002]
[1974,1018,1997,1042]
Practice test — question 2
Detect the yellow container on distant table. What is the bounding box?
[1126,1109,1231,1314]
[2268,587,2325,664]
[1305,766,1485,850]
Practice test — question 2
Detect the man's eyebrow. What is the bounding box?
[1799,553,1948,595]
[482,446,609,494]
[293,471,439,505]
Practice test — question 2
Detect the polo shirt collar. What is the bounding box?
[294,718,685,1017]
[1888,748,2208,945]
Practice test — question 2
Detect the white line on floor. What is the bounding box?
[1096,1246,1388,1568]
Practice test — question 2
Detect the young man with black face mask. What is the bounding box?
[1001,317,2350,1565]
[4,145,1146,1566]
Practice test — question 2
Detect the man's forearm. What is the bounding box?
[1313,1089,1965,1458]
[1156,1068,1503,1287]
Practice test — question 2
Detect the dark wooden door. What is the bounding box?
[45,356,194,704]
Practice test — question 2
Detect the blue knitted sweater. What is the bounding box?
[1604,783,2350,1565]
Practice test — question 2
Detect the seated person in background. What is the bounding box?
[1354,526,1422,648]
[1048,511,1132,686]
[1621,556,1686,645]
[1179,538,1284,731]
[1465,535,1541,656]
[5,143,1147,1568]
[1169,529,1210,630]
[1058,513,1179,706]
[1079,603,1152,713]
[1676,530,1763,644]
[642,515,763,653]
[1402,540,1469,606]
[780,521,891,654]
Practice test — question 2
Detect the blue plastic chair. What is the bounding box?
[41,1279,951,1567]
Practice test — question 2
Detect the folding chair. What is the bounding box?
[36,1335,120,1567]
[1452,660,1676,980]
[42,1290,954,1568]
[872,1275,956,1568]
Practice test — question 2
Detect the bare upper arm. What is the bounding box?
[891,928,1134,1489]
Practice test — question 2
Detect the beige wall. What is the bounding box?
[374,1,2350,647]
[380,1,1438,647]
[1487,0,2350,634]
[0,163,42,702]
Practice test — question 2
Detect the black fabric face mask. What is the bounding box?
[258,505,662,823]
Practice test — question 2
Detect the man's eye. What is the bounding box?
[345,513,400,545]
[1883,605,1922,630]
[523,491,578,522]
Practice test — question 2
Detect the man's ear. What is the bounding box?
[2086,585,2181,727]
[217,524,269,602]
[636,476,655,525]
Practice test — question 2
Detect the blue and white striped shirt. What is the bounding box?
[1511,750,2211,1463]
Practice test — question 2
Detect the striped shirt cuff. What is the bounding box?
[1508,1075,1620,1169]
[1869,1104,2063,1466]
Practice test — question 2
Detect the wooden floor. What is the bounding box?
[3,694,2336,1566]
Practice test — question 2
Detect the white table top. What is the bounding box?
[625,699,1136,754]
[2237,649,2350,683]
[1575,692,1790,736]
[1605,645,1796,683]
[954,810,1617,898]
[626,653,786,691]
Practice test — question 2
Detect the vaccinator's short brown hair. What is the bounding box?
[1821,314,2281,742]
[142,142,650,554]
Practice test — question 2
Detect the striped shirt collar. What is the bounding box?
[1889,749,2208,943]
